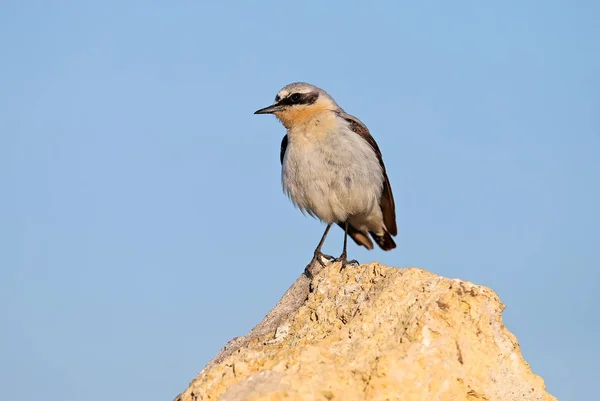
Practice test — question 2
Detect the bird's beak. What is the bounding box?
[254,103,284,115]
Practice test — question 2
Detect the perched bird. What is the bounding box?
[254,82,397,272]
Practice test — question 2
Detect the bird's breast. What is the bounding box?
[281,117,384,223]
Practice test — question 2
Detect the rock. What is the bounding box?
[173,263,556,401]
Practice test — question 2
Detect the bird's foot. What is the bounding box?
[304,251,335,279]
[332,252,359,270]
[314,251,335,267]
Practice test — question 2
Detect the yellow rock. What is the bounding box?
[174,263,555,401]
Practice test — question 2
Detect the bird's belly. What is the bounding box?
[281,132,383,224]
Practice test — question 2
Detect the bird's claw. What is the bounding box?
[305,251,335,279]
[315,251,335,267]
[333,253,359,270]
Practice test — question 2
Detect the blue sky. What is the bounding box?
[1,1,598,400]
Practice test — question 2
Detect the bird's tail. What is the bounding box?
[343,223,374,250]
[369,230,396,251]
[343,223,396,251]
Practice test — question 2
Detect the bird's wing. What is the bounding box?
[336,111,397,236]
[280,134,288,164]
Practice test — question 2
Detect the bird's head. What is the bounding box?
[254,82,340,128]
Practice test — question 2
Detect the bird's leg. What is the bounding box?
[305,223,335,278]
[333,222,359,269]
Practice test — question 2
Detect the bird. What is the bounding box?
[254,82,397,274]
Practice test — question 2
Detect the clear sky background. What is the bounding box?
[1,1,598,400]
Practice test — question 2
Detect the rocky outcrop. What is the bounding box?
[174,262,555,401]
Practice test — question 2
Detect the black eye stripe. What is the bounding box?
[278,92,319,106]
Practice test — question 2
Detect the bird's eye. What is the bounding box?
[290,93,302,103]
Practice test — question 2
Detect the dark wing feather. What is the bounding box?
[337,112,398,237]
[280,134,288,164]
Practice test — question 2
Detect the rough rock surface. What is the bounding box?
[174,263,555,401]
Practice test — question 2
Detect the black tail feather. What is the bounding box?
[338,222,396,251]
[369,230,396,251]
